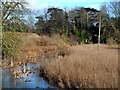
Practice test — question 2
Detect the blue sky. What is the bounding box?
[27,0,108,11]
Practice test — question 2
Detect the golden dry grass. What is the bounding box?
[8,33,70,65]
[2,32,118,88]
[40,44,118,88]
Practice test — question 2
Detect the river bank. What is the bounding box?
[2,32,69,88]
[2,32,119,88]
[2,63,58,88]
[38,45,118,88]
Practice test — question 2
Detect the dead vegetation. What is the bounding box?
[39,44,118,88]
[2,33,70,68]
[2,32,118,88]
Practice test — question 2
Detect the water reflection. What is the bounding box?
[2,64,57,89]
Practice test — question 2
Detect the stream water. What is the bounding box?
[2,63,58,89]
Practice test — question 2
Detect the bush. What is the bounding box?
[106,37,117,45]
[79,30,86,44]
[114,31,120,44]
[2,31,22,59]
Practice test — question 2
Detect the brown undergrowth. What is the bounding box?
[2,32,119,88]
[39,44,118,88]
[2,32,70,68]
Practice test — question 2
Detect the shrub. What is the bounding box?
[73,26,86,44]
[2,31,22,59]
[106,37,117,45]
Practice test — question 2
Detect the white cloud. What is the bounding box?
[87,4,101,10]
[26,0,49,10]
[34,3,49,10]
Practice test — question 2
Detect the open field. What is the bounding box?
[39,44,119,88]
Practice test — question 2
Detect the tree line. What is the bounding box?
[1,1,120,44]
[35,4,120,44]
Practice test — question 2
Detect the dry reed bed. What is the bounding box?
[2,33,69,68]
[2,32,118,88]
[39,44,118,88]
